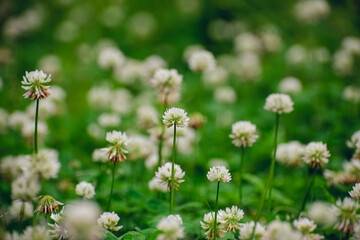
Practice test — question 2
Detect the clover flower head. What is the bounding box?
[151,68,183,94]
[347,130,360,149]
[349,183,360,200]
[207,166,232,183]
[264,93,294,114]
[75,181,95,199]
[293,218,317,233]
[163,107,189,128]
[21,70,51,100]
[155,162,185,191]
[218,205,244,232]
[303,141,331,169]
[200,212,224,240]
[239,221,266,240]
[189,50,216,72]
[333,197,360,234]
[276,141,305,167]
[157,214,184,240]
[35,195,63,215]
[97,212,123,231]
[229,121,259,148]
[103,130,128,163]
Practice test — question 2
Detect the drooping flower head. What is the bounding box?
[264,93,294,114]
[157,214,184,240]
[102,130,128,163]
[332,197,360,234]
[21,70,51,100]
[34,195,63,215]
[349,183,360,200]
[200,212,224,240]
[218,206,244,232]
[188,50,216,73]
[151,68,183,94]
[163,107,189,128]
[75,181,95,199]
[97,212,123,232]
[303,141,331,169]
[155,162,185,191]
[207,166,232,183]
[229,121,259,148]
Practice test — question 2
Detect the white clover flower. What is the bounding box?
[145,154,160,169]
[233,52,261,82]
[97,212,123,231]
[8,111,29,129]
[294,0,330,24]
[343,159,360,177]
[218,206,244,232]
[127,135,156,161]
[303,142,330,169]
[163,107,189,128]
[98,113,121,128]
[276,141,305,167]
[141,55,167,80]
[87,86,112,111]
[333,50,353,76]
[286,44,307,65]
[9,200,33,220]
[266,220,302,240]
[214,86,237,104]
[155,162,185,191]
[11,173,40,201]
[48,222,68,240]
[264,93,294,114]
[354,223,360,240]
[293,218,316,233]
[343,86,360,104]
[349,183,360,200]
[332,197,360,234]
[234,32,262,53]
[239,221,266,240]
[207,166,231,183]
[150,68,183,94]
[200,212,224,240]
[92,148,108,163]
[102,130,128,163]
[208,158,229,168]
[307,201,337,227]
[229,121,259,148]
[157,214,184,240]
[342,36,360,56]
[278,77,302,94]
[0,155,31,181]
[38,55,62,76]
[137,105,159,130]
[202,67,228,88]
[21,70,51,100]
[21,120,48,141]
[148,177,168,193]
[30,149,61,179]
[165,127,196,155]
[188,50,216,72]
[261,29,283,53]
[98,47,125,70]
[75,181,95,199]
[63,200,101,240]
[4,231,22,240]
[22,225,50,240]
[347,130,360,149]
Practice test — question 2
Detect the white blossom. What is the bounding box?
[229,121,259,148]
[239,221,266,240]
[155,162,185,191]
[303,142,330,169]
[349,183,360,200]
[103,130,128,163]
[21,70,51,100]
[278,77,302,94]
[98,47,125,70]
[151,68,183,94]
[200,212,224,240]
[97,212,123,231]
[163,108,189,128]
[276,141,305,167]
[188,50,216,72]
[307,201,337,227]
[148,177,168,192]
[214,86,237,104]
[217,206,244,232]
[264,93,294,114]
[157,214,184,240]
[75,181,95,199]
[207,166,231,183]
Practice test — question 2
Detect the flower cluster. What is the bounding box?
[75,181,96,199]
[21,70,52,100]
[207,166,232,183]
[218,206,244,232]
[163,107,189,128]
[188,50,216,72]
[200,212,223,240]
[332,197,360,234]
[157,214,184,240]
[35,195,63,215]
[151,68,183,94]
[97,212,123,231]
[303,141,331,169]
[155,162,185,191]
[264,93,294,114]
[229,121,259,148]
[276,141,305,167]
[102,130,129,163]
[349,183,360,200]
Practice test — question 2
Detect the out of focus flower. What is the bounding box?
[260,27,283,53]
[229,121,258,148]
[111,89,133,115]
[35,195,63,215]
[218,206,244,232]
[98,47,125,70]
[278,77,302,94]
[188,50,216,72]
[148,177,168,192]
[151,68,183,94]
[188,112,205,129]
[128,12,156,39]
[294,0,330,24]
[87,86,112,110]
[157,214,184,240]
[343,86,360,104]
[202,67,228,88]
[286,45,307,65]
[63,200,101,240]
[155,162,185,191]
[92,148,108,163]
[22,225,50,240]
[264,93,294,114]
[97,212,123,231]
[265,220,302,240]
[0,155,30,181]
[234,32,262,54]
[75,181,95,199]
[332,197,359,234]
[214,86,237,104]
[163,108,189,128]
[102,130,128,163]
[98,113,121,128]
[233,52,261,82]
[30,149,61,179]
[333,50,353,76]
[9,200,33,220]
[207,166,231,183]
[349,183,360,200]
[293,218,324,240]
[307,201,337,227]
[201,212,224,240]
[11,174,40,201]
[239,221,266,240]
[127,135,156,161]
[276,141,305,167]
[21,70,51,100]
[137,105,159,130]
[38,55,62,76]
[208,159,229,168]
[341,36,360,55]
[303,142,330,169]
[347,130,360,149]
[141,55,167,80]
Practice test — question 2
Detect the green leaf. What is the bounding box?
[119,231,146,240]
[243,173,264,191]
[175,201,202,211]
[321,185,336,204]
[103,230,118,240]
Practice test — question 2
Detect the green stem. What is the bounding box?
[214,181,220,240]
[19,201,25,229]
[34,99,39,154]
[157,95,168,170]
[239,147,245,208]
[267,113,280,219]
[250,113,280,240]
[106,162,116,211]
[298,168,316,218]
[169,123,177,214]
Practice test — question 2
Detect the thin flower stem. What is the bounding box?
[157,95,168,170]
[34,99,39,154]
[169,123,177,214]
[250,113,280,240]
[298,168,316,218]
[106,162,116,211]
[214,181,220,240]
[239,147,245,208]
[267,113,280,219]
[19,201,25,229]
